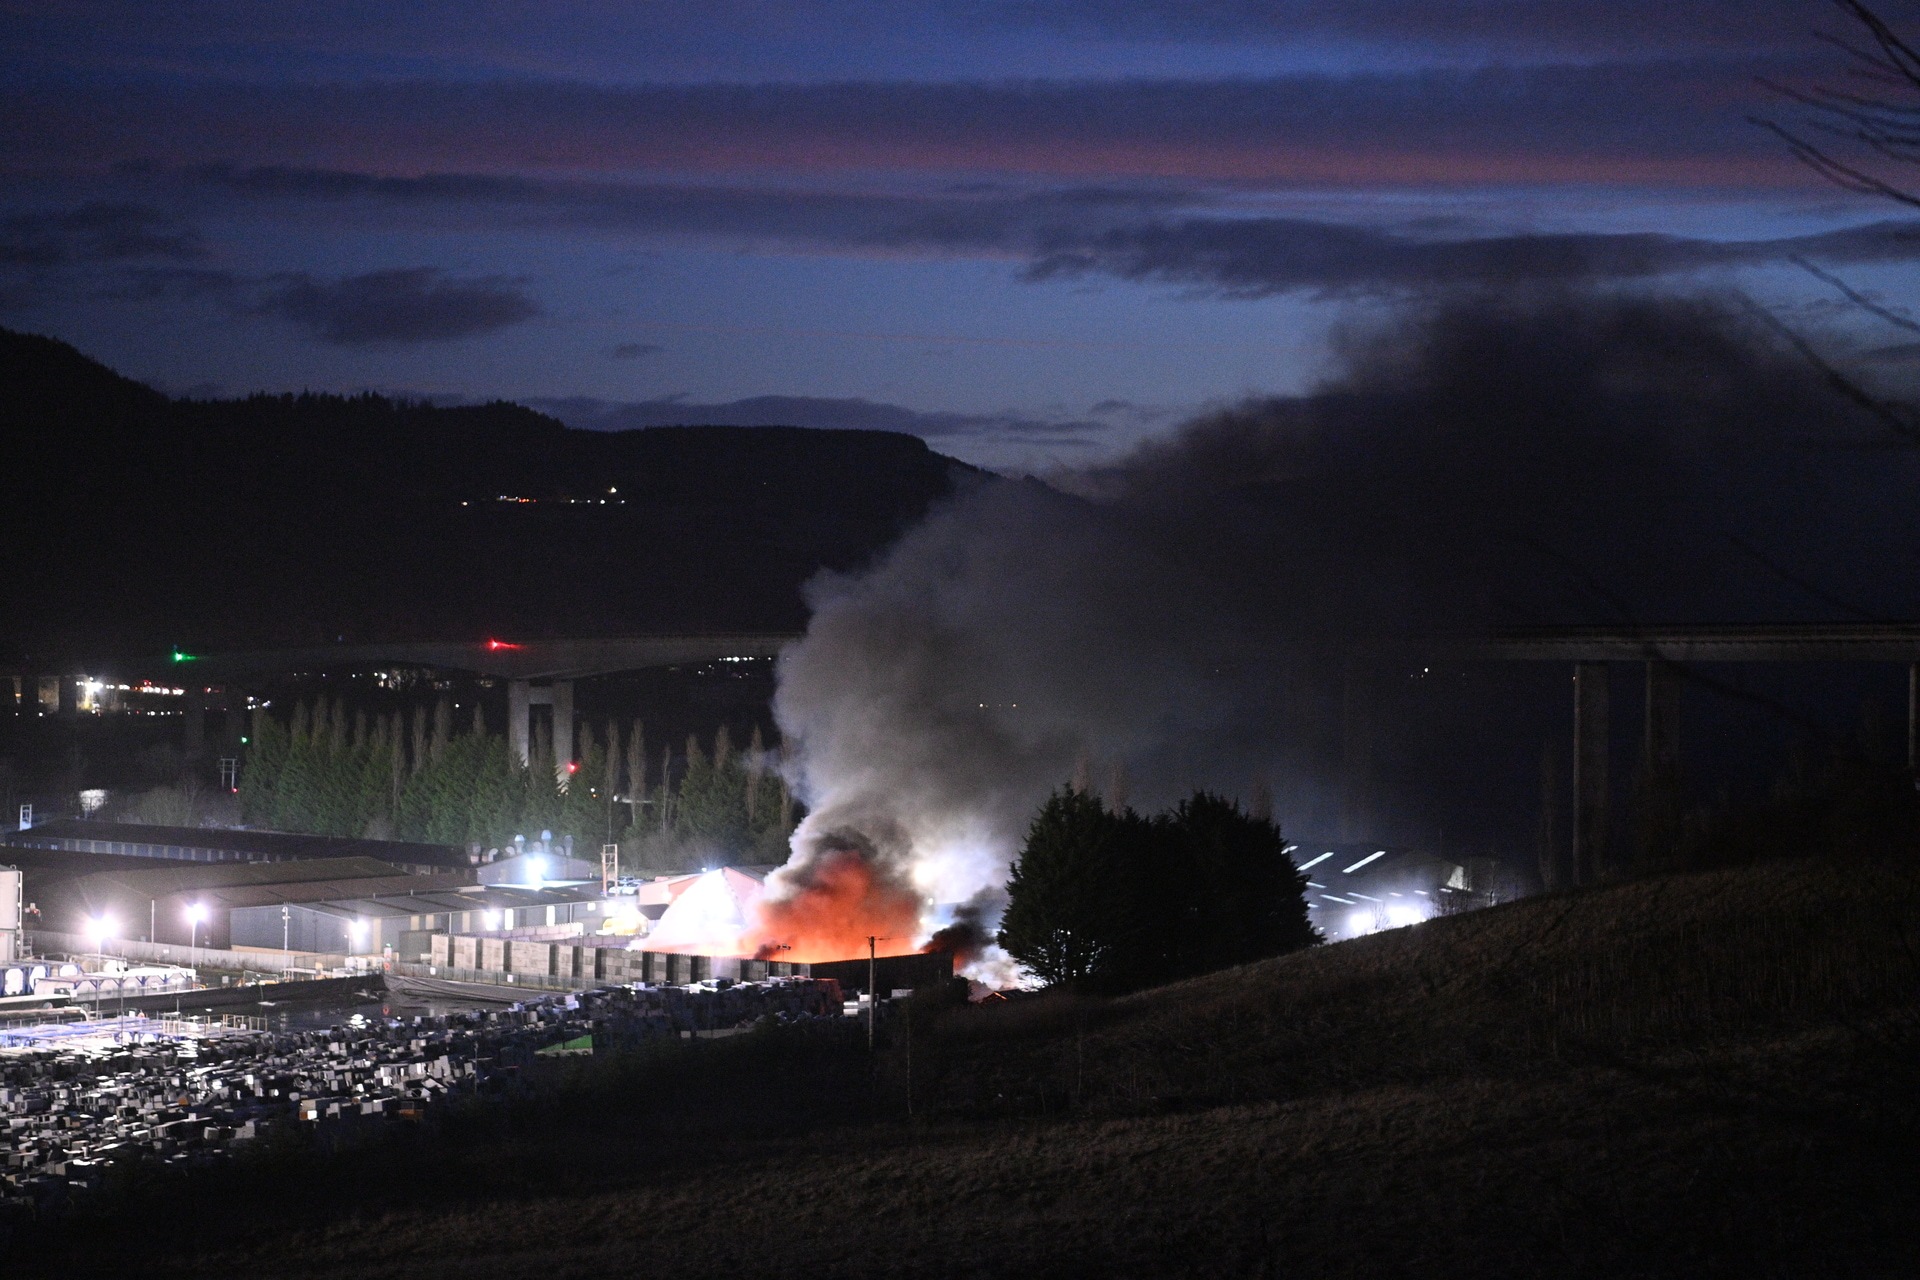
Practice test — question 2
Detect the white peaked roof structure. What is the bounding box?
[640,866,767,955]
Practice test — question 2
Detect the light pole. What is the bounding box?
[185,902,207,954]
[85,914,120,1017]
[281,904,290,957]
[866,935,892,1051]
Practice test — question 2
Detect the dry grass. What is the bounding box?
[17,854,1920,1279]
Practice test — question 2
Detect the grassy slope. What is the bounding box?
[19,855,1920,1279]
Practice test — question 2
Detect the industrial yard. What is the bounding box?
[6,852,1915,1279]
[2,975,847,1216]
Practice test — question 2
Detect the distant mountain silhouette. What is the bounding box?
[0,327,976,662]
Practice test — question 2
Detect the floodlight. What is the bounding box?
[1346,910,1375,937]
[1384,903,1426,929]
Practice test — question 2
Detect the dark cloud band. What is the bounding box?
[101,263,539,346]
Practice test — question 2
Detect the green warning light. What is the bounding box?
[171,649,198,663]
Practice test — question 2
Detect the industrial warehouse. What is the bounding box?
[0,817,949,1215]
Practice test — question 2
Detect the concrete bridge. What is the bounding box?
[11,633,800,771]
[202,634,799,767]
[1466,624,1920,890]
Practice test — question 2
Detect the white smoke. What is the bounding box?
[769,290,1920,935]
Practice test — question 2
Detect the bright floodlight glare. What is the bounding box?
[1385,903,1426,929]
[347,920,369,947]
[1347,910,1374,937]
[482,910,500,930]
[526,854,547,885]
[184,903,208,925]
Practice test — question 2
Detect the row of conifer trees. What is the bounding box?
[237,698,799,865]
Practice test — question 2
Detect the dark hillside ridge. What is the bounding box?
[0,328,974,659]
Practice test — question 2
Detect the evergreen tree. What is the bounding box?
[1000,788,1317,992]
[274,701,320,831]
[745,725,765,822]
[238,707,289,825]
[1157,792,1316,979]
[675,730,751,849]
[658,743,674,832]
[624,718,646,834]
[998,789,1140,988]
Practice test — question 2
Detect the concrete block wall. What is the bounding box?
[419,932,814,989]
[509,941,554,977]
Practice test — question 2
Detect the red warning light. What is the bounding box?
[566,761,579,774]
[485,638,524,651]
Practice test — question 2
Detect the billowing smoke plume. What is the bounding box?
[760,290,1920,965]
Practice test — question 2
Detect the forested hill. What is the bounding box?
[0,328,975,660]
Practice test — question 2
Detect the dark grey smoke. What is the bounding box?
[771,290,1920,931]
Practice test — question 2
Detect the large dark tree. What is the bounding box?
[1000,787,1316,992]
[998,789,1141,987]
[1154,793,1318,981]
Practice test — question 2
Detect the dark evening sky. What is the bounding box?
[7,0,1920,468]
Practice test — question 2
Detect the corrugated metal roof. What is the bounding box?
[1,819,470,866]
[50,869,477,913]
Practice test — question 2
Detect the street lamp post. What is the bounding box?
[866,935,893,1051]
[85,914,121,1018]
[185,903,207,954]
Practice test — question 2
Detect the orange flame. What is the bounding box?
[749,846,923,963]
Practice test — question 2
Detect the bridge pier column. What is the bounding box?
[552,680,575,783]
[1644,661,1681,777]
[1572,662,1610,887]
[508,679,531,766]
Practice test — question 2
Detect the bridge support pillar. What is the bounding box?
[507,679,574,774]
[551,679,575,782]
[508,680,531,766]
[1572,662,1609,887]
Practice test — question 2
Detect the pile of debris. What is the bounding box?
[0,976,845,1214]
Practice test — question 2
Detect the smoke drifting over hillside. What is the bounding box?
[763,291,1920,960]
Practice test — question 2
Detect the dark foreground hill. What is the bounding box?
[0,328,972,660]
[16,853,1919,1278]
